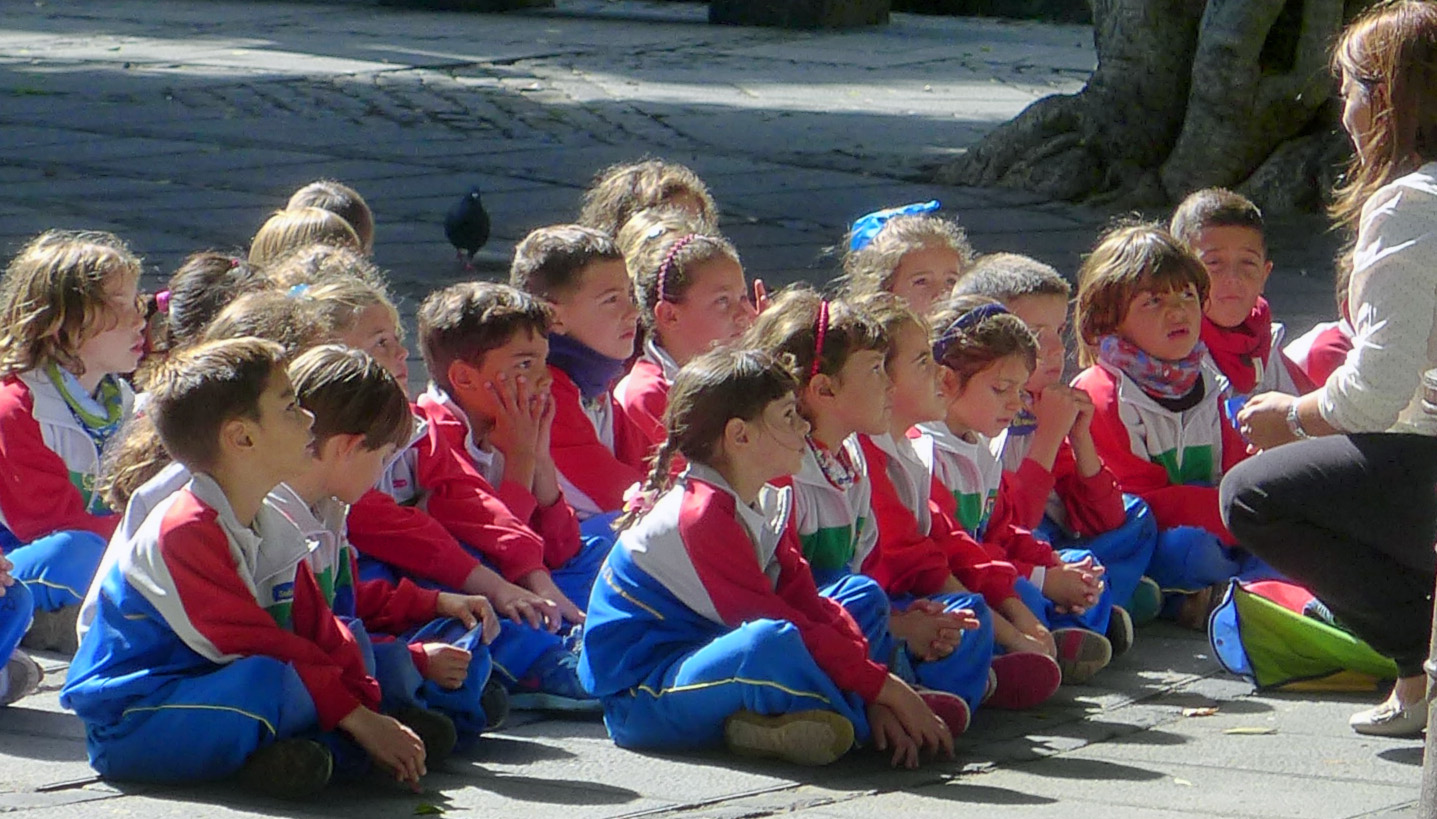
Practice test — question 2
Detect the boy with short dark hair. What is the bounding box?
[509,225,648,521]
[415,281,611,712]
[62,338,431,799]
[1170,188,1312,398]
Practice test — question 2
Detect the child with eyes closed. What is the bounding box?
[613,208,758,450]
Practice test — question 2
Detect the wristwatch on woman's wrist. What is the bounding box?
[1286,402,1311,440]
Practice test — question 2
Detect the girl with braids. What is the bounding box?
[579,348,955,768]
[613,208,757,448]
[918,295,1116,684]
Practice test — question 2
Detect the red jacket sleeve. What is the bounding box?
[1049,441,1127,536]
[1078,368,1235,542]
[348,489,482,590]
[160,512,379,729]
[548,367,645,513]
[930,486,1020,607]
[1304,327,1353,388]
[0,380,117,542]
[992,456,1056,533]
[680,483,889,704]
[350,549,442,635]
[616,360,669,451]
[857,437,951,597]
[415,427,550,583]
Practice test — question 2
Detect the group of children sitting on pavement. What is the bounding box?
[0,159,1337,795]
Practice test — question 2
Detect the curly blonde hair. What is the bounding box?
[840,214,974,300]
[578,159,719,237]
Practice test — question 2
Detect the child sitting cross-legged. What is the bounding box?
[1071,224,1280,627]
[413,281,617,711]
[272,344,504,747]
[852,293,1062,710]
[919,296,1116,684]
[954,254,1162,635]
[741,289,985,736]
[580,348,954,768]
[62,338,434,798]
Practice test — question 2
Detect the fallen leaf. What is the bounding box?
[1224,727,1276,735]
[1174,778,1194,787]
[1182,707,1219,717]
[415,805,445,816]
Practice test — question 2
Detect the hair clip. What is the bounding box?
[656,234,699,304]
[229,258,241,269]
[933,302,1008,360]
[154,289,172,315]
[288,283,312,299]
[645,223,670,240]
[811,299,830,379]
[848,200,942,252]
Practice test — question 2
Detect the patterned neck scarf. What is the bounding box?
[809,436,856,490]
[46,362,124,452]
[1096,334,1207,401]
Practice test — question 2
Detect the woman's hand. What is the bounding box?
[1237,391,1298,451]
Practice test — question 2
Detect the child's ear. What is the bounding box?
[808,372,839,400]
[324,433,366,463]
[220,417,255,455]
[654,300,679,331]
[937,366,963,399]
[447,360,483,399]
[546,300,569,335]
[722,416,750,451]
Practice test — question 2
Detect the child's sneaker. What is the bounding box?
[1105,606,1134,658]
[481,677,510,730]
[21,605,79,654]
[510,645,602,713]
[1127,577,1163,625]
[986,651,1062,710]
[0,651,42,707]
[724,709,854,765]
[237,739,333,799]
[915,688,970,736]
[392,707,458,767]
[1052,628,1112,684]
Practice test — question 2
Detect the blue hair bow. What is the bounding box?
[848,200,941,252]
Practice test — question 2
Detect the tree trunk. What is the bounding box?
[936,0,1369,212]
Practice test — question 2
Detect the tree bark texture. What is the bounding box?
[938,0,1370,212]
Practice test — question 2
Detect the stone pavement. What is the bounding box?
[0,1,1412,817]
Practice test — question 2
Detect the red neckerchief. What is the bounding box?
[1200,297,1272,395]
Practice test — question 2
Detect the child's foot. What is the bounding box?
[1127,577,1163,625]
[481,677,510,731]
[237,739,333,799]
[1175,583,1225,632]
[724,709,855,766]
[392,707,458,768]
[1105,606,1134,658]
[914,688,970,736]
[510,646,601,713]
[0,651,42,707]
[986,652,1062,710]
[1052,628,1112,685]
[22,605,79,654]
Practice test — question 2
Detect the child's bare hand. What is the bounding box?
[487,373,544,459]
[866,702,921,768]
[1032,383,1082,434]
[891,602,978,661]
[534,390,556,458]
[489,580,561,632]
[434,592,501,643]
[338,708,426,790]
[1070,387,1095,437]
[0,555,15,595]
[421,643,472,690]
[1043,559,1104,611]
[874,675,953,765]
[520,571,585,631]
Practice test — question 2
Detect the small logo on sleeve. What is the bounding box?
[271,582,295,604]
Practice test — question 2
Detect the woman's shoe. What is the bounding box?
[1349,696,1429,738]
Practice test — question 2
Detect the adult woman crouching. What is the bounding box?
[1222,0,1437,738]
